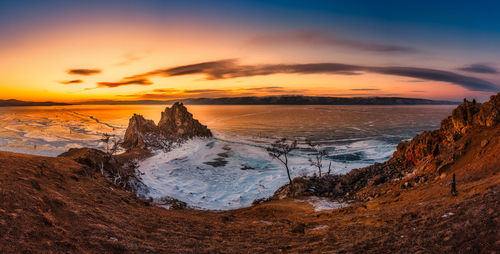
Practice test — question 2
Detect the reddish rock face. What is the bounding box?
[394,92,500,167]
[440,93,500,142]
[122,102,212,151]
[277,92,500,200]
[122,114,164,151]
[157,102,212,141]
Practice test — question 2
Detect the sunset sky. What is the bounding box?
[1,0,500,102]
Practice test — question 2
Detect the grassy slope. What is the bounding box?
[0,129,499,253]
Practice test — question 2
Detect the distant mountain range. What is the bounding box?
[0,99,70,107]
[0,96,460,107]
[80,96,459,105]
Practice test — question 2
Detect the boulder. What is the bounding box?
[291,222,305,234]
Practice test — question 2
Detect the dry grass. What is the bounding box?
[0,127,499,253]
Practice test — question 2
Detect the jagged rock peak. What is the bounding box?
[122,103,212,151]
[394,92,500,167]
[122,114,165,151]
[440,92,500,141]
[157,102,212,141]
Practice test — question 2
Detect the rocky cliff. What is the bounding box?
[393,93,499,170]
[121,114,165,151]
[122,102,212,151]
[274,92,500,200]
[157,102,212,141]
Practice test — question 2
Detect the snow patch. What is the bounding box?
[306,225,329,233]
[298,197,348,212]
[441,212,454,218]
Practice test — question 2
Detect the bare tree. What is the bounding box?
[100,133,122,163]
[306,140,328,177]
[266,138,297,191]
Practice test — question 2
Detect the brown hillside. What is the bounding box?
[1,96,499,253]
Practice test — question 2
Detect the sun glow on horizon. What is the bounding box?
[1,1,499,102]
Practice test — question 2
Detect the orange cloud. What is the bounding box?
[97,78,153,88]
[59,79,83,84]
[67,68,102,75]
[113,59,498,91]
[120,86,315,100]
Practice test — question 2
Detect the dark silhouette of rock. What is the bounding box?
[158,102,212,141]
[122,102,212,151]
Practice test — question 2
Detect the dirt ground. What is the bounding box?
[0,127,499,253]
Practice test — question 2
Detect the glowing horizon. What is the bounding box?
[1,1,499,102]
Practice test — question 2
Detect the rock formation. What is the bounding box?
[395,93,500,168]
[274,92,500,200]
[122,102,212,151]
[121,114,165,151]
[157,102,212,141]
[58,147,147,193]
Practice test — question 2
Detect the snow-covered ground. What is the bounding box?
[0,105,453,210]
[137,136,365,210]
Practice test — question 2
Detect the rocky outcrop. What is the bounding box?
[274,92,500,200]
[158,102,212,141]
[122,102,212,151]
[58,147,147,193]
[394,93,500,168]
[122,114,166,151]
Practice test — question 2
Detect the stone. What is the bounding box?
[481,139,489,148]
[291,222,305,234]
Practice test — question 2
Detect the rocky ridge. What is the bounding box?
[121,114,166,151]
[274,92,500,200]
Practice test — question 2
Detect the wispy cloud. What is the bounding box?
[457,63,498,74]
[152,88,180,93]
[183,89,225,94]
[247,30,420,54]
[125,59,237,80]
[113,59,498,91]
[97,78,153,88]
[59,79,83,84]
[350,88,380,91]
[122,86,311,100]
[67,68,102,75]
[115,51,148,66]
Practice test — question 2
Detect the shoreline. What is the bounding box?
[0,92,498,252]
